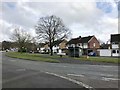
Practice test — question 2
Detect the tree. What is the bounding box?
[35,15,71,55]
[2,41,11,50]
[11,27,34,52]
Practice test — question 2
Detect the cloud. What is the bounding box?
[0,19,13,41]
[1,1,118,43]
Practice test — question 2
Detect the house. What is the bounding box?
[52,39,67,54]
[111,34,120,57]
[66,36,82,57]
[100,43,111,49]
[67,35,100,56]
[39,39,67,54]
[97,43,111,57]
[37,42,50,53]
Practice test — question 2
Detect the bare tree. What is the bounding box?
[11,27,34,52]
[35,15,71,55]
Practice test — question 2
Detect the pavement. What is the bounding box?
[39,54,118,65]
[1,52,119,89]
[57,57,118,66]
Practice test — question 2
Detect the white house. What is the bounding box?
[52,39,67,54]
[98,49,111,57]
[111,34,120,57]
[97,43,111,57]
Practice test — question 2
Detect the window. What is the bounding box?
[112,42,115,44]
[112,50,116,53]
[117,50,119,53]
[93,43,95,47]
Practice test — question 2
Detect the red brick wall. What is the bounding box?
[88,36,100,49]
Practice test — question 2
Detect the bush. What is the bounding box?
[18,48,26,52]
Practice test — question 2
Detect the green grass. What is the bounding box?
[6,52,60,63]
[5,52,119,64]
[74,56,119,63]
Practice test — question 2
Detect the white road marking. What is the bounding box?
[16,69,26,71]
[101,65,118,68]
[45,72,92,88]
[63,66,67,67]
[100,74,114,77]
[102,77,120,81]
[10,60,16,62]
[67,74,84,77]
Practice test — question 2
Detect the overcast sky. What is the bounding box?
[0,0,119,43]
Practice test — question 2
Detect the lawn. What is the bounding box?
[74,56,119,64]
[5,52,60,63]
[5,52,119,64]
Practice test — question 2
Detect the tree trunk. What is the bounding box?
[50,46,53,56]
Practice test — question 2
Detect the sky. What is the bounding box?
[0,0,119,43]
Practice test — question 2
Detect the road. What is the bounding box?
[2,52,119,89]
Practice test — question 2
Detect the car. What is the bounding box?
[88,52,96,56]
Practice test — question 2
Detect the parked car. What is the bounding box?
[88,52,96,56]
[6,49,9,52]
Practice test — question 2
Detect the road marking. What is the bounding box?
[100,74,114,77]
[63,66,67,67]
[45,72,92,89]
[10,60,16,62]
[16,69,26,71]
[102,77,120,81]
[67,74,84,77]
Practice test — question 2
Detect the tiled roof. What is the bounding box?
[66,37,81,44]
[100,43,111,49]
[67,36,93,44]
[52,39,65,46]
[80,36,93,43]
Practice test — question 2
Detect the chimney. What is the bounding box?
[79,36,81,39]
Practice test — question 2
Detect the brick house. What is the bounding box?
[67,35,100,56]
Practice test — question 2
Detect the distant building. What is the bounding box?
[36,42,49,53]
[52,39,67,53]
[111,34,120,57]
[39,39,67,54]
[67,35,100,56]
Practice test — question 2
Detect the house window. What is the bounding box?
[112,50,116,53]
[112,42,115,44]
[117,50,119,53]
[93,43,96,47]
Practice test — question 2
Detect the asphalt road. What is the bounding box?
[1,52,119,89]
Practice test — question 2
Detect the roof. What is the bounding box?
[80,36,93,43]
[66,37,81,44]
[52,39,65,46]
[111,34,120,43]
[100,43,111,49]
[67,36,93,44]
[38,43,45,47]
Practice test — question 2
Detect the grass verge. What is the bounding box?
[5,52,60,63]
[74,56,119,64]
